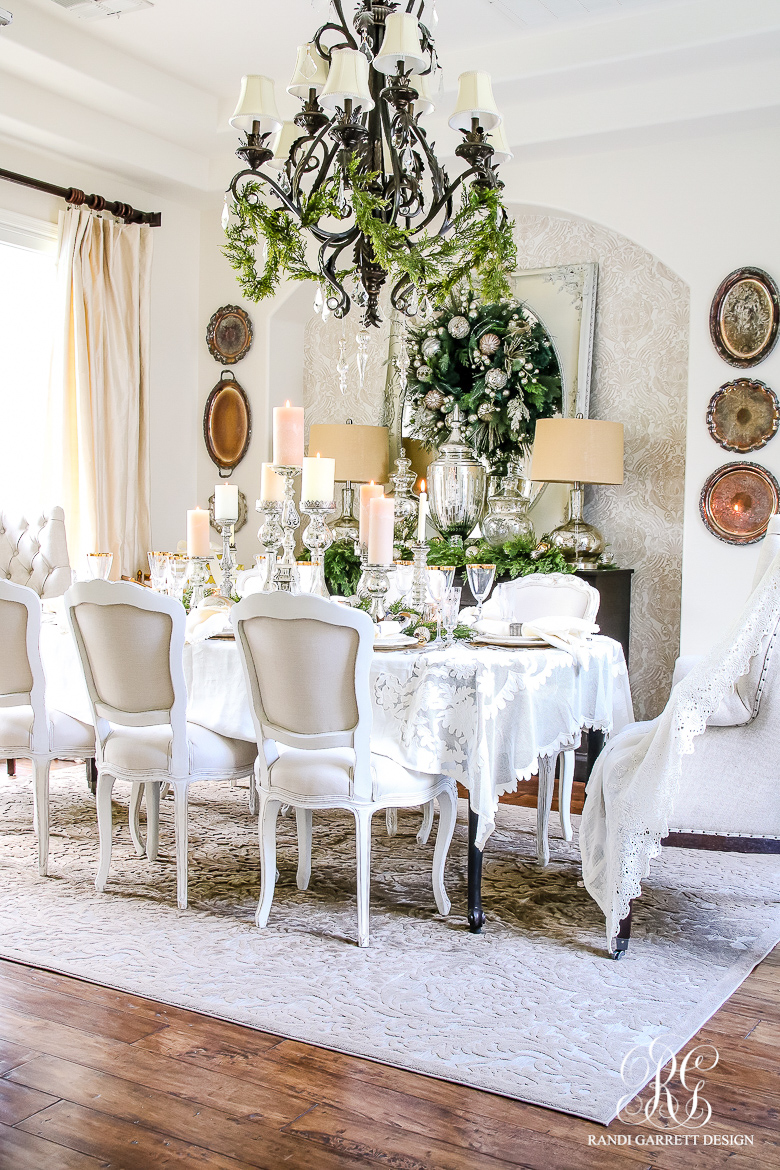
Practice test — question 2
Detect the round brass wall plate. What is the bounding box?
[706,378,780,453]
[206,305,253,365]
[709,268,780,368]
[699,461,780,545]
[203,371,251,476]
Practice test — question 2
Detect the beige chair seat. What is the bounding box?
[103,723,256,775]
[268,748,440,802]
[0,705,94,755]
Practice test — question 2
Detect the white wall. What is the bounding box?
[498,116,780,654]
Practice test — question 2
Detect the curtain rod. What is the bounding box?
[0,166,162,227]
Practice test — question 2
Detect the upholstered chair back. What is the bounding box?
[0,581,47,751]
[489,572,600,623]
[65,582,189,773]
[0,509,72,597]
[231,593,375,757]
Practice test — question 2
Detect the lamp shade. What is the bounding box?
[413,71,436,117]
[308,423,389,484]
[319,48,375,112]
[448,71,501,132]
[229,75,282,134]
[287,42,330,100]
[269,121,301,169]
[374,11,427,75]
[530,417,624,485]
[488,118,512,166]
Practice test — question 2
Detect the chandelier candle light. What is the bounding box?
[223,2,517,331]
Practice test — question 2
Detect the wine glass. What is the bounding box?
[442,587,462,648]
[148,551,170,592]
[466,563,496,622]
[86,553,113,581]
[393,560,414,606]
[167,555,190,603]
[426,566,456,646]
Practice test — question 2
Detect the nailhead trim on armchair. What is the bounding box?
[0,508,72,598]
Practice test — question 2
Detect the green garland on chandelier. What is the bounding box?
[223,160,518,309]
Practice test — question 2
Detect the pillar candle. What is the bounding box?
[359,482,383,548]
[260,462,285,502]
[417,478,427,542]
[187,508,210,557]
[273,401,305,466]
[301,453,336,502]
[368,495,394,565]
[214,484,239,522]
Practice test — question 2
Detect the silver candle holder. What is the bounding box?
[411,540,430,612]
[353,539,370,600]
[215,519,237,600]
[301,501,336,598]
[188,556,211,609]
[364,563,396,623]
[256,500,283,592]
[272,466,301,593]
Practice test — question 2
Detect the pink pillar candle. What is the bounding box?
[368,495,394,565]
[260,462,285,502]
[359,482,383,548]
[187,508,210,558]
[273,401,304,466]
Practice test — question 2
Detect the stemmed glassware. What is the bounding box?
[466,563,496,622]
[393,560,414,606]
[426,566,456,647]
[147,551,170,592]
[86,553,113,581]
[167,555,190,603]
[442,587,462,648]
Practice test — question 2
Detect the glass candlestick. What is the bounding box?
[272,466,301,593]
[411,540,429,611]
[215,520,237,600]
[354,539,370,599]
[364,563,396,623]
[301,500,336,599]
[388,447,418,544]
[256,500,283,592]
[188,556,211,609]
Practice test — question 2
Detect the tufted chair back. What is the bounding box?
[0,508,72,598]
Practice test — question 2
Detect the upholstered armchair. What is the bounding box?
[0,509,72,598]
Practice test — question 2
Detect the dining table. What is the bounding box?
[40,613,634,932]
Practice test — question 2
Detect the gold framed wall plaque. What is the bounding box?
[709,268,780,368]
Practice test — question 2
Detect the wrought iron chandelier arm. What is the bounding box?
[319,236,355,316]
[314,0,359,59]
[290,121,339,202]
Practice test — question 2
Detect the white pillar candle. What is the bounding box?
[417,478,428,542]
[273,401,305,466]
[260,462,285,502]
[301,452,335,502]
[368,495,394,564]
[187,507,210,557]
[359,482,383,548]
[214,484,239,522]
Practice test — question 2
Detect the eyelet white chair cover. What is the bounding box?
[0,580,94,874]
[230,592,458,947]
[0,508,72,598]
[581,547,780,950]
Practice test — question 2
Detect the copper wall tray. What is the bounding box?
[207,488,248,535]
[700,461,780,545]
[206,305,253,365]
[203,371,251,477]
[706,379,780,453]
[709,268,780,368]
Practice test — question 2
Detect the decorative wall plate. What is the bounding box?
[706,378,780,453]
[709,268,780,367]
[700,461,780,545]
[207,488,248,534]
[206,305,253,365]
[203,371,251,477]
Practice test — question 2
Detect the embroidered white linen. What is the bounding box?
[580,547,780,948]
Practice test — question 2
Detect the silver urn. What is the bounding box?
[481,458,536,546]
[427,406,487,544]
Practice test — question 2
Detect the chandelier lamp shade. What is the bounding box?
[224,0,517,328]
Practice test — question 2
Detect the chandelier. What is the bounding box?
[224,0,515,328]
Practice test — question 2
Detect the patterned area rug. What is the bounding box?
[0,765,778,1124]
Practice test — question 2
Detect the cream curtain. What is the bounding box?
[47,206,153,578]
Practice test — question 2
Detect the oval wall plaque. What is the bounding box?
[709,268,780,368]
[700,461,780,545]
[206,305,253,365]
[203,372,251,477]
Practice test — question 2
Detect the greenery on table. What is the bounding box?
[298,540,362,598]
[396,535,573,580]
[405,287,562,475]
[353,596,473,643]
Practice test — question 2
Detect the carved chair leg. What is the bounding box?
[6,759,16,777]
[87,758,97,796]
[609,905,633,960]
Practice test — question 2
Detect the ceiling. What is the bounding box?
[2,0,780,201]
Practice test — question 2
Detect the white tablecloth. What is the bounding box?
[40,618,633,850]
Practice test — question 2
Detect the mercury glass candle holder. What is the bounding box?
[215,520,237,600]
[188,556,211,609]
[301,500,336,599]
[411,540,429,611]
[354,539,370,599]
[365,562,397,623]
[272,466,302,593]
[256,499,283,592]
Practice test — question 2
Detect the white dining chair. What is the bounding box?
[230,592,458,947]
[479,572,600,859]
[0,580,94,875]
[65,580,257,908]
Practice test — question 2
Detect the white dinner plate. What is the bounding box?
[469,634,550,648]
[374,634,421,650]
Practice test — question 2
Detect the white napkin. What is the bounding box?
[185,603,232,644]
[375,620,404,639]
[474,618,517,637]
[520,616,599,665]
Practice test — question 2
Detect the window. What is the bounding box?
[0,210,58,510]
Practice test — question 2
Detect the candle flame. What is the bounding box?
[370,480,374,486]
[285,400,290,408]
[316,452,321,459]
[420,478,426,492]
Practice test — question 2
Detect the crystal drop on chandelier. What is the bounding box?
[221,196,230,230]
[313,286,324,315]
[356,328,370,389]
[337,336,349,396]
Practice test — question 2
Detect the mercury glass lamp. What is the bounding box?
[308,422,389,543]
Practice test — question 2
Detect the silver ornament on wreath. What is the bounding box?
[485,367,508,391]
[421,337,441,359]
[416,366,433,382]
[423,387,446,410]
[448,316,470,339]
[478,332,501,356]
[477,402,496,420]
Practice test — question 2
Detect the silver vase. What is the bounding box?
[427,406,487,544]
